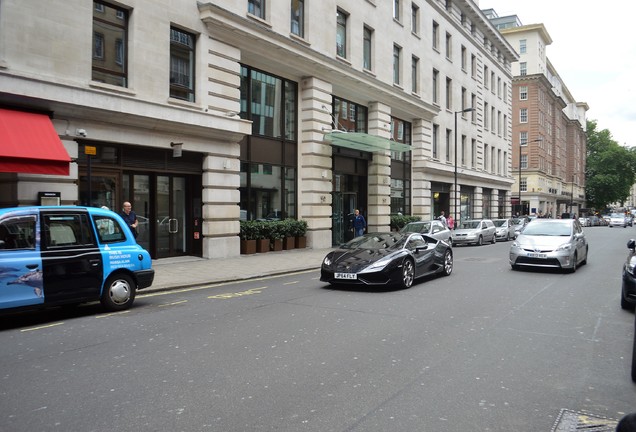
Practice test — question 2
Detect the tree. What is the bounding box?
[585,120,636,209]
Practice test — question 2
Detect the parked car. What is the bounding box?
[512,217,528,236]
[621,239,636,310]
[493,218,515,241]
[509,218,588,272]
[400,220,453,245]
[578,217,589,227]
[609,213,628,228]
[0,206,154,313]
[452,219,496,246]
[320,232,453,289]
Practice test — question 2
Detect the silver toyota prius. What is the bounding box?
[509,218,588,272]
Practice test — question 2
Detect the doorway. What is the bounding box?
[156,175,186,258]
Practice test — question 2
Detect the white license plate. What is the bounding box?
[335,272,357,280]
[527,252,547,258]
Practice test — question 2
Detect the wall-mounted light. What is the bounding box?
[321,170,327,178]
[170,142,183,158]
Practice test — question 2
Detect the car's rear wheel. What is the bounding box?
[100,273,136,311]
[581,246,588,265]
[400,258,415,289]
[442,250,453,276]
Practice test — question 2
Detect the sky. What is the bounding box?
[478,0,635,147]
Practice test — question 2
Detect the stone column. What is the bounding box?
[298,77,334,249]
[367,102,392,232]
[473,187,483,219]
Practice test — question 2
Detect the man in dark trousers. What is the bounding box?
[120,201,139,239]
[353,209,366,237]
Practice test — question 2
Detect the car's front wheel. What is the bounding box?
[568,253,578,273]
[100,273,136,311]
[400,258,415,289]
[442,250,453,276]
[476,236,483,246]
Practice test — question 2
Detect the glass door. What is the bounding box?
[156,176,187,258]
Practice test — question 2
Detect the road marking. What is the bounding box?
[96,310,130,319]
[158,300,188,307]
[20,322,64,332]
[283,281,299,285]
[208,287,267,300]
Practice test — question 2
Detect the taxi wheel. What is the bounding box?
[101,274,136,311]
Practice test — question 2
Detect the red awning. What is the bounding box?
[0,108,70,175]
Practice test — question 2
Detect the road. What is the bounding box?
[0,226,634,431]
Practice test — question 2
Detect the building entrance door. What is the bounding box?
[332,192,357,245]
[156,175,187,258]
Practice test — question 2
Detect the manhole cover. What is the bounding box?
[551,408,618,431]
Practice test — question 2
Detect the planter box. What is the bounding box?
[270,239,283,251]
[256,239,269,253]
[240,239,257,255]
[283,236,295,250]
[295,236,306,248]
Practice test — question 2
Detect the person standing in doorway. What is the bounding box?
[353,209,366,237]
[121,201,139,239]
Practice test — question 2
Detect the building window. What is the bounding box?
[433,124,439,159]
[336,9,348,58]
[445,77,452,110]
[471,94,477,121]
[519,39,526,54]
[461,45,466,71]
[461,135,466,165]
[432,21,439,50]
[333,97,367,133]
[248,0,265,19]
[520,131,528,145]
[170,28,195,102]
[520,62,527,76]
[484,66,488,89]
[432,69,439,104]
[471,138,476,168]
[239,66,298,221]
[491,71,495,94]
[393,44,401,85]
[411,56,419,93]
[461,87,467,111]
[92,1,128,86]
[445,129,452,162]
[520,177,527,192]
[393,0,400,20]
[240,67,297,141]
[363,26,373,70]
[390,117,412,214]
[411,3,419,34]
[520,108,528,123]
[471,54,476,78]
[445,32,452,60]
[291,0,304,37]
[484,102,489,129]
[520,154,528,169]
[519,86,528,100]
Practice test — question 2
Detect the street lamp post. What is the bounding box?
[454,107,474,228]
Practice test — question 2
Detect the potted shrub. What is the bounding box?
[268,220,284,251]
[293,219,308,248]
[282,219,296,250]
[255,221,270,253]
[239,220,258,255]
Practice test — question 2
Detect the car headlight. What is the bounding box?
[323,256,332,266]
[626,258,636,276]
[556,243,572,252]
[359,256,393,273]
[511,241,521,248]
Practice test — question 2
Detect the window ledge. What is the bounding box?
[167,97,203,110]
[336,55,351,66]
[246,12,272,28]
[289,33,310,46]
[89,81,136,96]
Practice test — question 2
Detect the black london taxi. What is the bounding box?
[0,206,154,312]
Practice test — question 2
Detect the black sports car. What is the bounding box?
[320,232,453,288]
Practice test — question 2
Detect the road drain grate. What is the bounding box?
[551,409,618,431]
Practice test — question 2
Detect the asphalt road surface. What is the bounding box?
[0,225,634,431]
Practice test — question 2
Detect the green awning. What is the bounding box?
[324,131,412,153]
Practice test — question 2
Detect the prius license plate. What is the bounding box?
[335,273,357,280]
[527,252,547,258]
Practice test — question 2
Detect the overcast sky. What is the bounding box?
[478,0,635,147]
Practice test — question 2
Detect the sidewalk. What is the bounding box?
[149,247,333,293]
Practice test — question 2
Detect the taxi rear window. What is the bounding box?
[93,215,127,243]
[0,215,36,250]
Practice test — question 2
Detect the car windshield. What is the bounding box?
[460,221,480,229]
[611,213,623,218]
[342,233,406,250]
[401,222,430,233]
[521,222,572,236]
[493,220,507,227]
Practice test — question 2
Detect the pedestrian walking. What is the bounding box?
[353,209,366,237]
[439,210,447,227]
[447,214,454,230]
